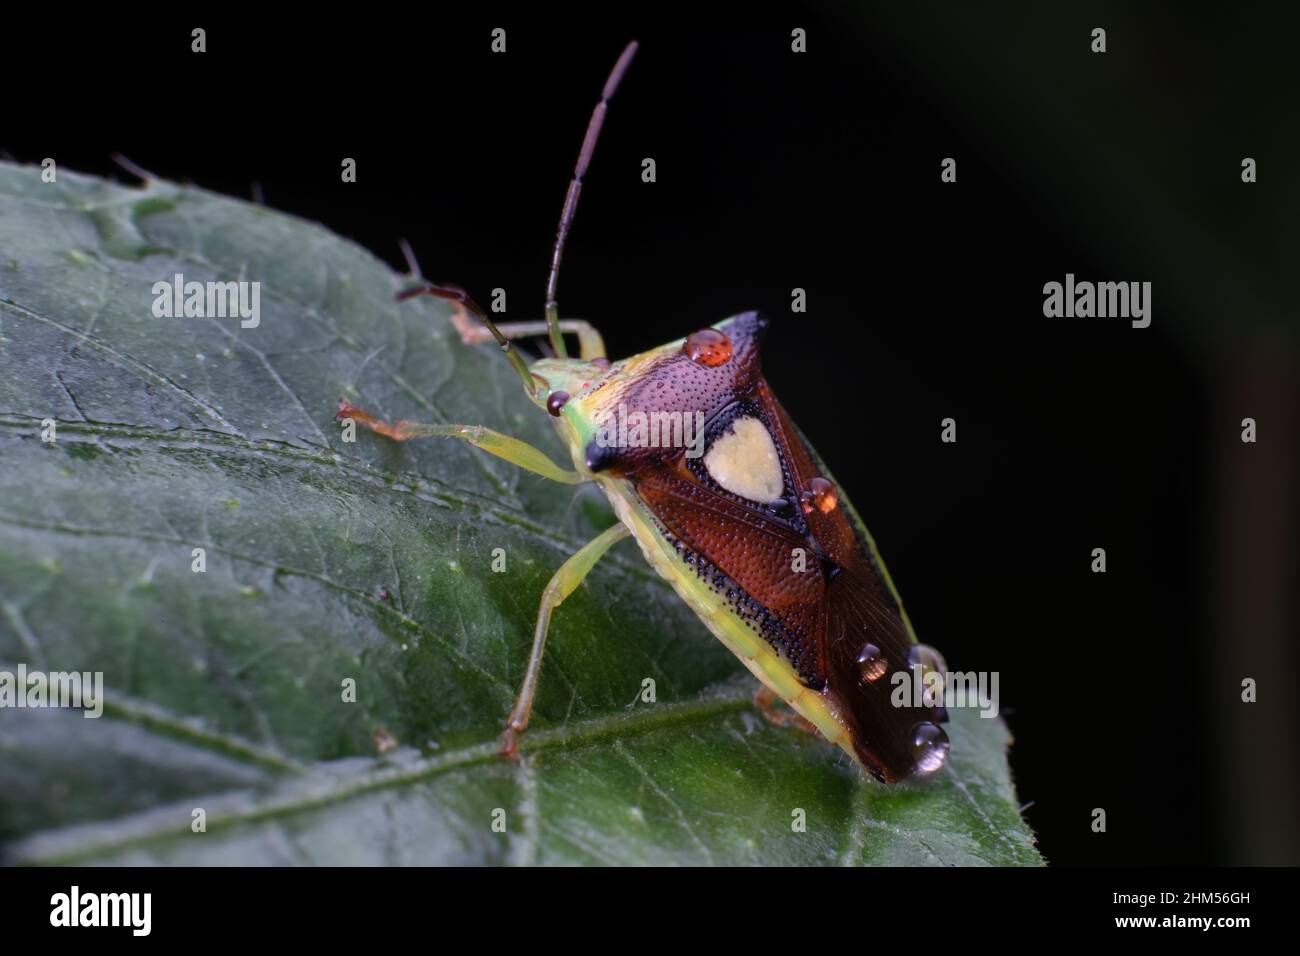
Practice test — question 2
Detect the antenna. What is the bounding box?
[543,40,639,358]
[397,284,537,397]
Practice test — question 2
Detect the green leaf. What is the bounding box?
[0,163,1041,865]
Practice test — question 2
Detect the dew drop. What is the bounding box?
[546,390,570,416]
[799,476,838,515]
[684,328,732,366]
[911,722,950,776]
[856,642,887,683]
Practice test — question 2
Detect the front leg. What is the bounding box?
[337,399,585,484]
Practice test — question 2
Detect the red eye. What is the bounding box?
[683,328,732,367]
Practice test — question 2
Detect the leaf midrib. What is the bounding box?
[6,684,757,865]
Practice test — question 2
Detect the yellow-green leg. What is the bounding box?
[445,302,606,360]
[499,522,632,759]
[337,399,584,484]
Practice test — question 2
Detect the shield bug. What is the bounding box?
[337,41,950,782]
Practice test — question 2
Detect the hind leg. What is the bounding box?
[753,685,818,734]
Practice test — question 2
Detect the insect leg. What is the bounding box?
[449,311,606,361]
[396,283,539,398]
[753,686,818,735]
[336,399,585,484]
[499,522,633,759]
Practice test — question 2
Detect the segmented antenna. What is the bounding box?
[544,40,639,358]
[397,284,538,397]
[109,152,158,182]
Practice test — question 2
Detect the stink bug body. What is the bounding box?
[338,41,950,782]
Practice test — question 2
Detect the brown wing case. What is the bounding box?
[587,312,948,781]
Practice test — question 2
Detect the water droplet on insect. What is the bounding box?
[800,476,838,515]
[909,643,947,704]
[908,643,947,675]
[684,328,732,366]
[911,722,949,776]
[546,391,570,416]
[856,642,887,683]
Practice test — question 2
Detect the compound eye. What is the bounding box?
[546,391,570,416]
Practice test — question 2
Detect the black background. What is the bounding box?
[6,4,1297,866]
[0,865,1285,937]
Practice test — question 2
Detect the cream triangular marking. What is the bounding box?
[703,416,784,504]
